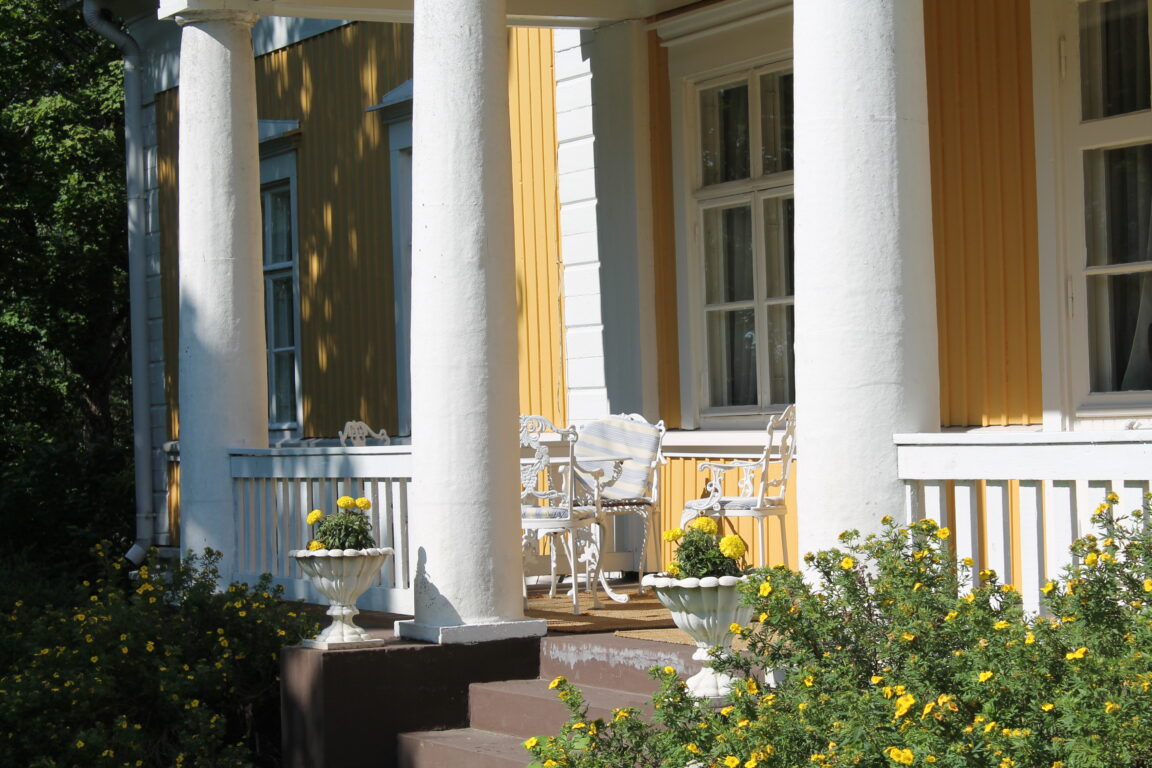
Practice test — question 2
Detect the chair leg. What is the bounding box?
[560,531,580,615]
[637,511,651,594]
[757,518,768,568]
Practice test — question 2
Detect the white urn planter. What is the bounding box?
[291,547,394,649]
[640,574,753,704]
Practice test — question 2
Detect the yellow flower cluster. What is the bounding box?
[306,509,323,526]
[307,540,324,551]
[663,528,684,543]
[719,534,747,560]
[884,746,915,765]
[687,516,718,535]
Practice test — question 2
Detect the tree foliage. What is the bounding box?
[0,0,133,562]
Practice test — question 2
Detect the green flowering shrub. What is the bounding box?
[526,496,1152,768]
[0,543,319,767]
[309,495,375,550]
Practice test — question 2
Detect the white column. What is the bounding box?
[175,10,267,578]
[396,0,546,644]
[793,1,939,557]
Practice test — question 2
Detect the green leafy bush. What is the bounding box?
[0,543,319,767]
[526,496,1152,768]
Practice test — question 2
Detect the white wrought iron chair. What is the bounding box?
[519,414,606,615]
[681,405,797,567]
[573,414,666,593]
[338,420,390,447]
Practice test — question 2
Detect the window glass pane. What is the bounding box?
[700,82,750,186]
[763,197,795,298]
[264,185,293,265]
[765,304,794,404]
[269,275,295,348]
[1089,272,1152,391]
[760,71,794,174]
[1084,143,1152,267]
[1080,0,1150,120]
[707,309,758,407]
[704,205,754,303]
[271,351,297,423]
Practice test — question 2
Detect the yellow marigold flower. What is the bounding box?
[336,495,355,509]
[921,701,936,719]
[737,718,749,727]
[720,534,747,559]
[308,540,324,551]
[1101,552,1114,563]
[613,708,630,721]
[944,611,958,621]
[687,516,718,535]
[840,557,855,570]
[979,569,994,580]
[1025,632,1035,645]
[994,620,1010,630]
[1066,647,1088,660]
[803,675,815,687]
[725,757,741,768]
[1001,584,1014,593]
[720,705,734,716]
[881,515,893,524]
[1144,578,1152,592]
[543,762,558,767]
[667,562,681,577]
[548,676,565,689]
[962,557,974,567]
[1085,552,1099,566]
[871,675,884,685]
[978,671,994,683]
[306,509,323,526]
[894,693,916,718]
[759,612,768,621]
[662,528,684,542]
[913,583,922,591]
[730,622,744,635]
[759,581,773,597]
[1041,702,1054,711]
[663,666,676,675]
[745,678,759,695]
[686,744,701,754]
[571,722,586,730]
[900,632,916,642]
[1105,701,1120,714]
[936,527,951,540]
[355,496,372,510]
[1042,581,1056,594]
[745,760,758,768]
[1106,492,1120,504]
[884,746,915,765]
[522,737,538,749]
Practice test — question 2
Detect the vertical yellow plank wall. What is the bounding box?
[156,89,181,542]
[648,30,681,428]
[255,23,413,437]
[924,0,1042,427]
[509,28,567,426]
[656,456,798,571]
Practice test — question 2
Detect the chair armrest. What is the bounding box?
[697,458,764,473]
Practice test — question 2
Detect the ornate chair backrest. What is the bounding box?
[757,404,797,505]
[339,420,390,447]
[518,414,578,509]
[573,414,666,503]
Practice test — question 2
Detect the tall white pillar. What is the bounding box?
[175,10,267,578]
[396,0,546,643]
[793,1,939,557]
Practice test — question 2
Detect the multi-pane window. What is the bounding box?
[696,64,794,413]
[261,179,299,427]
[1076,0,1152,394]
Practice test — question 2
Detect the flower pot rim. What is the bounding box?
[640,573,750,589]
[290,547,394,558]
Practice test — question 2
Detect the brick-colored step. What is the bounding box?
[540,633,698,693]
[396,728,530,768]
[469,678,654,739]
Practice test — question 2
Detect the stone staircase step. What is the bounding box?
[469,678,653,739]
[540,632,698,693]
[396,727,531,768]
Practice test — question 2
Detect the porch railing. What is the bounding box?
[229,445,414,614]
[895,431,1152,613]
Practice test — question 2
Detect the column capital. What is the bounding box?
[173,8,259,27]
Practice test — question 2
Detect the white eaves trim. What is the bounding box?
[652,0,790,47]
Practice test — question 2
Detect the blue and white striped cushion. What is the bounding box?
[521,504,595,521]
[574,416,661,502]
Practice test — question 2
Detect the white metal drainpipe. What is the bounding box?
[82,0,156,565]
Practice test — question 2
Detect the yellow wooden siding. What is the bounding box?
[656,455,798,571]
[925,0,1042,426]
[157,88,180,445]
[255,23,413,437]
[509,28,566,426]
[648,30,682,429]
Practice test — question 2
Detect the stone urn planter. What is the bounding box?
[640,573,753,703]
[291,547,394,649]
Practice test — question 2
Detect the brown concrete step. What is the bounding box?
[396,727,531,768]
[469,678,654,740]
[539,632,698,694]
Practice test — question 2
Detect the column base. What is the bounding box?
[395,617,547,644]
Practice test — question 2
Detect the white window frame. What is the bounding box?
[259,149,303,439]
[1036,0,1152,429]
[659,1,793,430]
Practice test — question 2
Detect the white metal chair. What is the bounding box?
[681,405,797,567]
[339,420,390,447]
[519,414,605,615]
[572,414,666,592]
